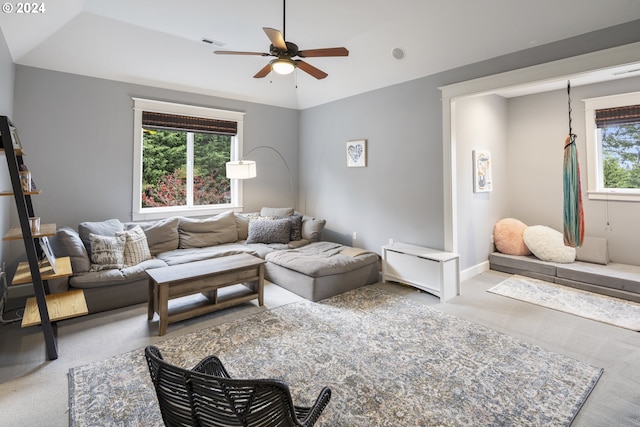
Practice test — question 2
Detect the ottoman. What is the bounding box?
[264,242,380,301]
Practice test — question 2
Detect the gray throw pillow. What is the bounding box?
[247,218,291,244]
[302,216,326,243]
[54,227,91,273]
[278,214,302,241]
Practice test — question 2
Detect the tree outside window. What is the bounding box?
[141,129,231,208]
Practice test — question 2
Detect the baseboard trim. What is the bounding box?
[461,260,490,282]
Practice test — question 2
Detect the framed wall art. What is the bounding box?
[346,139,367,167]
[473,149,492,192]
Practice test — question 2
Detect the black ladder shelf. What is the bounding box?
[0,116,85,360]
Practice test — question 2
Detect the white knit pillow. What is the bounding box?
[117,225,152,267]
[523,225,576,263]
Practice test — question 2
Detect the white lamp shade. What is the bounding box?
[272,58,295,75]
[226,160,257,179]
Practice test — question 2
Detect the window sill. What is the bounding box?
[587,191,640,202]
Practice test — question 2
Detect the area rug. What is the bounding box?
[489,275,640,331]
[69,286,602,426]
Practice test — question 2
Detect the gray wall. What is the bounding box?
[0,29,14,269]
[10,66,298,268]
[298,19,640,266]
[456,95,509,270]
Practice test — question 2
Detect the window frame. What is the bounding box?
[583,91,640,202]
[132,98,245,221]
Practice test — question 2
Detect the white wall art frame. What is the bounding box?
[346,139,367,167]
[473,149,492,192]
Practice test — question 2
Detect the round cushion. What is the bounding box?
[493,218,531,256]
[523,225,576,263]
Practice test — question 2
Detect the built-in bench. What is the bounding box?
[489,252,640,303]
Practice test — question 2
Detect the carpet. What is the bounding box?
[69,286,603,426]
[489,275,640,331]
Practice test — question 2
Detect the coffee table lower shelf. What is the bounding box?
[147,254,265,336]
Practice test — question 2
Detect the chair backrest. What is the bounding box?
[185,370,301,427]
[144,345,197,427]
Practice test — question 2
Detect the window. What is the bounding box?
[584,92,640,202]
[132,98,245,220]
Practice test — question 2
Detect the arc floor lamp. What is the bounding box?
[225,145,295,208]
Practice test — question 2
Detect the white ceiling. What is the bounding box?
[2,0,640,109]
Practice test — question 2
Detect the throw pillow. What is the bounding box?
[247,218,291,244]
[178,211,239,249]
[493,218,531,256]
[523,225,576,263]
[78,219,124,255]
[89,233,126,271]
[301,216,326,243]
[275,214,302,241]
[54,227,91,273]
[116,225,152,267]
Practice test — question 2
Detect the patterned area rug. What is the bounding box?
[69,286,602,426]
[489,275,640,331]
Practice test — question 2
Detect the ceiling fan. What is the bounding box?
[213,0,349,80]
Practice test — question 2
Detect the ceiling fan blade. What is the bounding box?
[253,63,272,78]
[297,47,349,58]
[214,50,270,56]
[263,27,287,50]
[295,60,328,80]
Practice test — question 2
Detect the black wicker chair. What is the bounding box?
[145,345,232,427]
[144,345,331,427]
[184,369,331,427]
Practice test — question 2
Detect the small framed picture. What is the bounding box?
[40,237,58,274]
[346,140,367,167]
[10,126,22,151]
[473,149,493,192]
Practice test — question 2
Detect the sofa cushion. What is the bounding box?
[523,225,575,263]
[54,227,91,273]
[302,216,326,243]
[78,219,124,254]
[156,243,260,266]
[116,225,152,267]
[235,213,251,240]
[135,217,180,255]
[260,207,294,217]
[493,218,531,256]
[247,218,292,244]
[89,233,126,271]
[178,211,238,249]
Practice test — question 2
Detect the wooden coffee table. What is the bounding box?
[147,253,265,336]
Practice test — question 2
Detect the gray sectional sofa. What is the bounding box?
[49,208,380,313]
[490,245,640,303]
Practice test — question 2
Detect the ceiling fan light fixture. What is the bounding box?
[271,58,295,75]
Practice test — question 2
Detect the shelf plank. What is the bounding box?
[12,256,73,285]
[21,289,88,328]
[0,147,25,155]
[3,223,56,240]
[0,189,42,196]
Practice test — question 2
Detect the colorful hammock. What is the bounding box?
[563,133,584,247]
